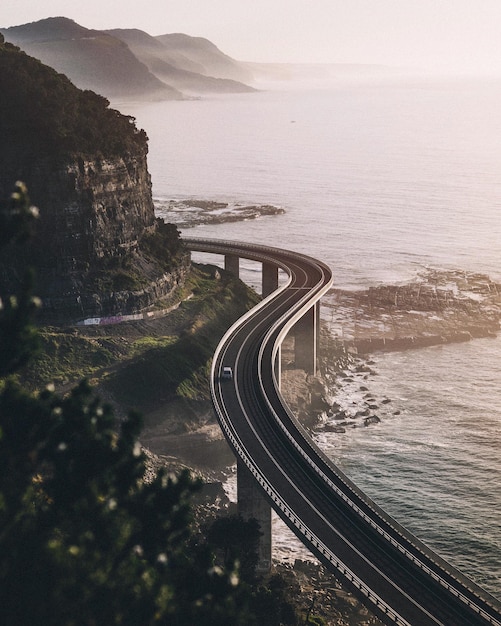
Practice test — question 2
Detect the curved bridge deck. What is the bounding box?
[184,237,501,626]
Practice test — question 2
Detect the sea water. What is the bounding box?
[119,75,501,596]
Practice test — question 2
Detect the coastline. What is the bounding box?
[40,256,500,626]
[154,198,285,229]
[136,263,501,511]
[325,267,500,354]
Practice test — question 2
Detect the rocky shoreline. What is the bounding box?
[325,267,501,354]
[281,267,501,438]
[154,198,285,228]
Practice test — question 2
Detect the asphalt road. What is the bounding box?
[184,237,501,626]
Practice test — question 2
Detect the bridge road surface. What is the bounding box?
[184,238,501,626]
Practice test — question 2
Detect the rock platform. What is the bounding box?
[324,268,501,354]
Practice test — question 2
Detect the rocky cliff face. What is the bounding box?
[0,40,188,323]
[1,149,189,322]
[28,152,156,271]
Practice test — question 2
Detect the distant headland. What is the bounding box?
[0,16,256,100]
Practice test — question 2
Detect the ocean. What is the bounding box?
[118,75,501,597]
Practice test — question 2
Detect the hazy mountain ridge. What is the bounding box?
[155,32,254,83]
[0,16,409,101]
[106,28,256,95]
[0,17,255,100]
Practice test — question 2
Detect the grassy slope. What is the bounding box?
[22,265,259,411]
[104,267,259,409]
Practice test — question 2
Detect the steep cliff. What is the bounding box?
[16,155,155,267]
[0,39,188,322]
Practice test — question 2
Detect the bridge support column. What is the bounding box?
[262,262,279,297]
[224,254,240,278]
[294,303,318,375]
[237,459,272,573]
[274,344,281,392]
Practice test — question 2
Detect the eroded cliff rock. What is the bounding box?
[1,150,190,322]
[16,152,155,270]
[0,40,188,322]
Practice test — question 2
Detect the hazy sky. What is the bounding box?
[3,1,501,74]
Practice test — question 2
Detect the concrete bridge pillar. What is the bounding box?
[224,254,240,278]
[294,303,319,375]
[237,459,272,573]
[262,262,279,298]
[274,344,281,392]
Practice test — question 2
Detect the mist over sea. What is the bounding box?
[121,75,501,596]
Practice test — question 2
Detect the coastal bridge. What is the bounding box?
[184,237,501,626]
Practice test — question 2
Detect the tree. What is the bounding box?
[206,514,261,584]
[206,516,303,625]
[0,184,255,625]
[0,181,40,376]
[0,42,148,160]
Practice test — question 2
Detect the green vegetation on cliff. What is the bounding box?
[0,184,288,626]
[1,186,337,626]
[107,266,260,405]
[20,265,260,405]
[0,38,147,161]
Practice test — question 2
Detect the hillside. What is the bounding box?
[0,39,187,322]
[0,17,181,100]
[0,38,148,159]
[154,32,254,83]
[0,17,255,100]
[106,28,256,94]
